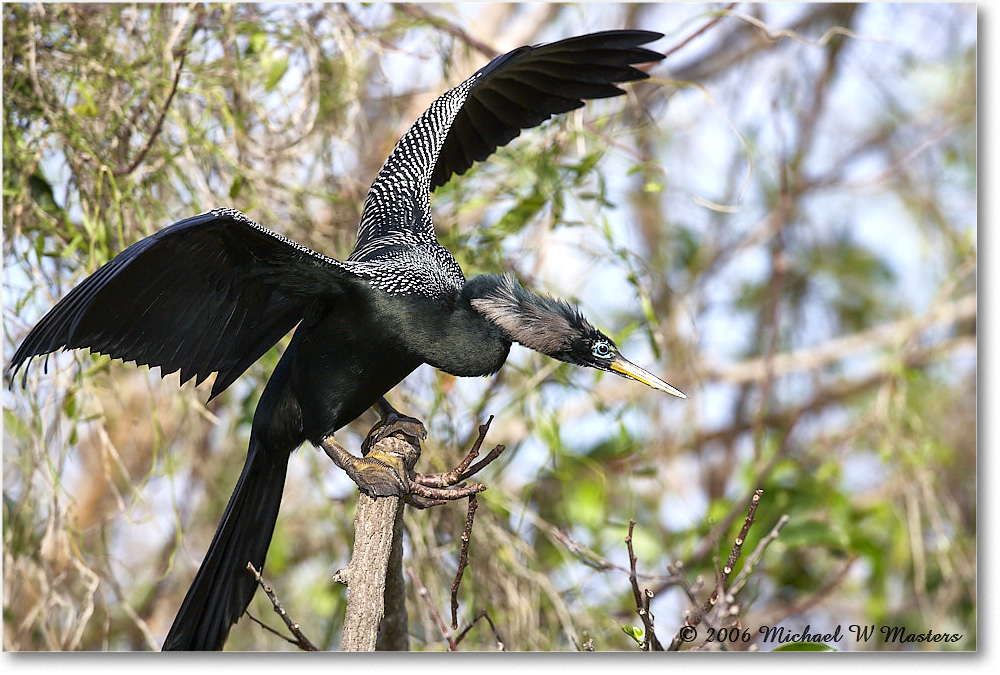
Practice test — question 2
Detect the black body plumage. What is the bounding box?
[6,30,676,651]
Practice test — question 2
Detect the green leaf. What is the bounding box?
[618,622,644,644]
[72,82,99,117]
[566,150,603,183]
[28,172,60,214]
[247,30,268,57]
[265,53,289,91]
[495,190,547,234]
[773,642,836,652]
[63,390,77,419]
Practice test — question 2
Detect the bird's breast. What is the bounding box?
[285,295,423,442]
[390,292,512,378]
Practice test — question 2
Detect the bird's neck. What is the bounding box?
[464,273,583,359]
[394,277,512,378]
[400,273,585,377]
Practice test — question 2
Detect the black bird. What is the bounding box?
[6,30,684,650]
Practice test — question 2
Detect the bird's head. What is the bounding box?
[468,274,686,398]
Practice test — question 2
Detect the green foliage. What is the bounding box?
[774,642,837,652]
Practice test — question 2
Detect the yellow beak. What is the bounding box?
[609,355,687,399]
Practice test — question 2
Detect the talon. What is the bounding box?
[322,436,410,497]
[361,399,427,455]
[409,481,487,502]
[353,452,410,497]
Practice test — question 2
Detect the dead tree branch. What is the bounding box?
[246,562,319,651]
[450,495,479,629]
[625,519,663,651]
[334,476,407,651]
[668,489,765,651]
[329,417,504,650]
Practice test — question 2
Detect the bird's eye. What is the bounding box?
[592,340,612,359]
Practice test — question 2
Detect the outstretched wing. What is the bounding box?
[6,208,364,400]
[351,29,664,261]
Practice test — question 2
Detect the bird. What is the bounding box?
[6,29,685,650]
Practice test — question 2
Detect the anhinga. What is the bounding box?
[6,29,685,650]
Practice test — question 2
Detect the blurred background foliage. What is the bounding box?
[2,2,976,651]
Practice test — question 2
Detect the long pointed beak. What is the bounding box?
[609,355,687,399]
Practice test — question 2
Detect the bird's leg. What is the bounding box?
[360,397,428,456]
[321,435,411,498]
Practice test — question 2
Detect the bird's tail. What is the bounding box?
[162,436,289,650]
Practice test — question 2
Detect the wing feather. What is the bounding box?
[7,209,362,400]
[354,29,664,258]
[431,30,665,189]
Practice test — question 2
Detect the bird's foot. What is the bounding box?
[323,415,506,507]
[321,436,411,498]
[404,481,488,509]
[361,402,427,456]
[404,416,506,509]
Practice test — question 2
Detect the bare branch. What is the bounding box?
[113,8,201,176]
[395,4,499,59]
[407,566,457,651]
[454,609,506,651]
[625,520,663,651]
[663,3,738,61]
[702,294,976,385]
[450,495,479,629]
[668,489,764,651]
[246,562,318,651]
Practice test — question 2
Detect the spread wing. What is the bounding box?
[6,208,365,399]
[351,29,664,262]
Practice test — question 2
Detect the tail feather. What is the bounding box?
[163,437,289,650]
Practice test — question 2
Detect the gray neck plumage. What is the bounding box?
[465,274,593,360]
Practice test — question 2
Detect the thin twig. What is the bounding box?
[663,3,738,60]
[412,416,503,487]
[407,480,487,504]
[724,490,761,575]
[404,417,505,507]
[668,489,764,651]
[516,506,684,585]
[408,567,506,651]
[758,556,857,627]
[457,443,506,482]
[114,48,187,176]
[395,4,499,59]
[729,513,789,595]
[450,495,479,628]
[625,520,662,651]
[113,6,204,177]
[247,562,319,651]
[407,566,458,651]
[454,609,506,651]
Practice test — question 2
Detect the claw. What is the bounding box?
[361,399,427,455]
[321,436,410,497]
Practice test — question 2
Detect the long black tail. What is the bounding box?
[162,436,289,650]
